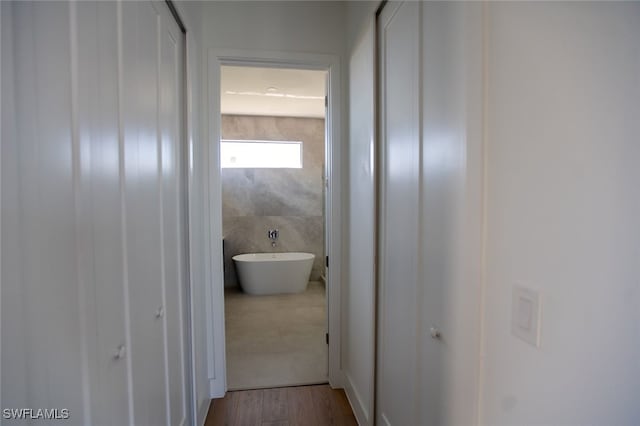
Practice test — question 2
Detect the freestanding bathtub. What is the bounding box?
[232,252,315,295]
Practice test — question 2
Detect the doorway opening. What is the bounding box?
[220,65,328,390]
[206,50,342,397]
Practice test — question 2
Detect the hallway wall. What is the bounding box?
[201,1,346,55]
[481,2,640,424]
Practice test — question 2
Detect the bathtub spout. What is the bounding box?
[268,229,279,248]
[267,228,279,241]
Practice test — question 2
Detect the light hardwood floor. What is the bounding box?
[204,384,357,426]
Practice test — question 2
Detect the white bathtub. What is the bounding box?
[232,252,315,295]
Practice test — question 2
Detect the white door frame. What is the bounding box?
[206,48,343,397]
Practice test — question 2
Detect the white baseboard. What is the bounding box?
[209,378,226,399]
[344,373,371,426]
[197,398,210,426]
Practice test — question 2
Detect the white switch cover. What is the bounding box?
[512,285,541,347]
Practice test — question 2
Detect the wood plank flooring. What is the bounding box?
[204,385,357,426]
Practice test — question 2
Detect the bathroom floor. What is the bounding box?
[224,281,327,390]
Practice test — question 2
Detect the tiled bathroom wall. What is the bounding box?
[221,115,325,287]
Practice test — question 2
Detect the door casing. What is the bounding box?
[205,48,344,397]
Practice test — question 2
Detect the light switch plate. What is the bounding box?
[511,285,541,347]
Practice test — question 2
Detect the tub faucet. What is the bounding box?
[268,229,279,247]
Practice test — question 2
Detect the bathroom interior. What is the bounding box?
[220,65,328,390]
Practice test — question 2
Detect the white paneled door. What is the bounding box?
[376,2,421,426]
[376,2,485,424]
[1,1,188,425]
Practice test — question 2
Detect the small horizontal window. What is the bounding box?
[221,140,303,169]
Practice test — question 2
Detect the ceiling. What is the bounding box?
[220,66,327,118]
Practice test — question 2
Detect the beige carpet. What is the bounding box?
[224,281,328,390]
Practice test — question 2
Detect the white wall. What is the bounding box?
[201,0,347,398]
[202,1,345,55]
[344,2,378,424]
[481,2,640,424]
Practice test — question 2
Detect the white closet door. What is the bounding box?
[2,1,187,424]
[158,6,188,426]
[2,2,87,423]
[121,2,167,425]
[74,2,131,424]
[377,2,421,425]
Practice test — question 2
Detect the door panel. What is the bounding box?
[75,1,130,424]
[122,2,167,425]
[2,1,188,424]
[345,11,376,424]
[159,8,188,425]
[377,2,421,426]
[3,2,87,423]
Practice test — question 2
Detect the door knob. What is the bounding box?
[113,345,126,360]
[156,306,165,319]
[430,327,442,339]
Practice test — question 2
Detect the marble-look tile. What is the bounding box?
[221,169,257,217]
[221,115,326,288]
[223,168,323,218]
[252,168,323,217]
